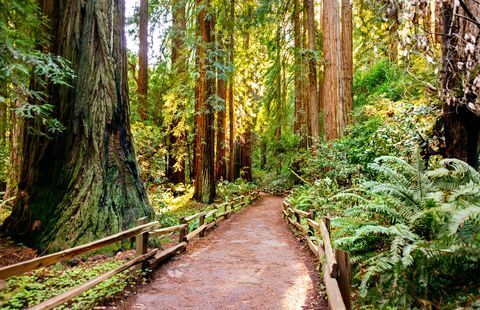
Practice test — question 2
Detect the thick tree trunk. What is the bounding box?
[2,0,152,250]
[4,96,23,201]
[137,0,148,121]
[441,0,480,167]
[167,0,187,184]
[194,0,215,203]
[228,0,235,182]
[305,0,319,146]
[215,33,227,181]
[323,0,343,141]
[341,0,353,126]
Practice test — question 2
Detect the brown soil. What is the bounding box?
[119,194,327,310]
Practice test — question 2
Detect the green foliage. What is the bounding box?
[333,154,480,308]
[354,59,407,106]
[0,258,146,309]
[131,122,167,187]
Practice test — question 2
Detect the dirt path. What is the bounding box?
[121,194,326,309]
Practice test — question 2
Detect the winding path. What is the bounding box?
[121,194,326,309]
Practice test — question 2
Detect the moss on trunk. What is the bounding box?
[2,0,152,251]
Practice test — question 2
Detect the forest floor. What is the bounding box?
[117,194,327,310]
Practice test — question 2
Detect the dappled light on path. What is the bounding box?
[121,194,325,309]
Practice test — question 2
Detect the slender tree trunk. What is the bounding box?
[305,0,319,146]
[167,0,187,183]
[341,0,353,126]
[194,0,215,202]
[2,0,152,250]
[323,0,343,141]
[441,0,480,167]
[293,0,307,148]
[137,0,148,121]
[228,0,235,182]
[215,33,227,181]
[239,128,252,182]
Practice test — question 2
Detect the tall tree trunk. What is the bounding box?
[441,0,480,167]
[215,33,227,181]
[2,0,152,250]
[194,0,215,202]
[341,0,353,126]
[305,0,319,146]
[137,0,148,121]
[323,0,343,141]
[293,0,307,148]
[228,0,235,182]
[167,0,187,184]
[239,128,252,182]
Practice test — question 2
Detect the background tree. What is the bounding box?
[441,0,480,167]
[137,0,149,121]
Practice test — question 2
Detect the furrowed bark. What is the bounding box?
[2,0,152,250]
[441,0,480,167]
[194,0,216,203]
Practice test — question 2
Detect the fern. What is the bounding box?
[333,155,480,308]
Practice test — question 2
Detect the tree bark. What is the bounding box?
[2,0,152,250]
[216,33,227,181]
[323,0,343,141]
[294,0,307,148]
[305,0,320,146]
[167,0,187,184]
[228,0,235,182]
[194,0,216,203]
[137,0,148,121]
[441,0,480,167]
[341,0,353,126]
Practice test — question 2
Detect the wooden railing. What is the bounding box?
[0,191,260,310]
[283,200,351,310]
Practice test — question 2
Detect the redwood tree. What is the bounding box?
[167,0,187,183]
[441,0,480,167]
[216,33,227,181]
[194,0,216,202]
[137,0,149,120]
[2,0,152,250]
[227,0,235,182]
[305,0,319,145]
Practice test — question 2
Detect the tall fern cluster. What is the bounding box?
[334,154,480,308]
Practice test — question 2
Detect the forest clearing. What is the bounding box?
[0,0,479,308]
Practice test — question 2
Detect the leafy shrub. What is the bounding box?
[131,122,167,186]
[354,59,407,107]
[333,154,480,308]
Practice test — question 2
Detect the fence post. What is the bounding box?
[335,249,351,310]
[308,209,315,236]
[179,217,187,243]
[199,214,206,237]
[225,203,230,219]
[135,217,148,269]
[295,211,301,224]
[322,217,331,234]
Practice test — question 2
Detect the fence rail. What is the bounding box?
[0,191,260,310]
[283,200,351,310]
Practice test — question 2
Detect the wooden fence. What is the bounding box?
[283,200,351,310]
[0,191,260,310]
